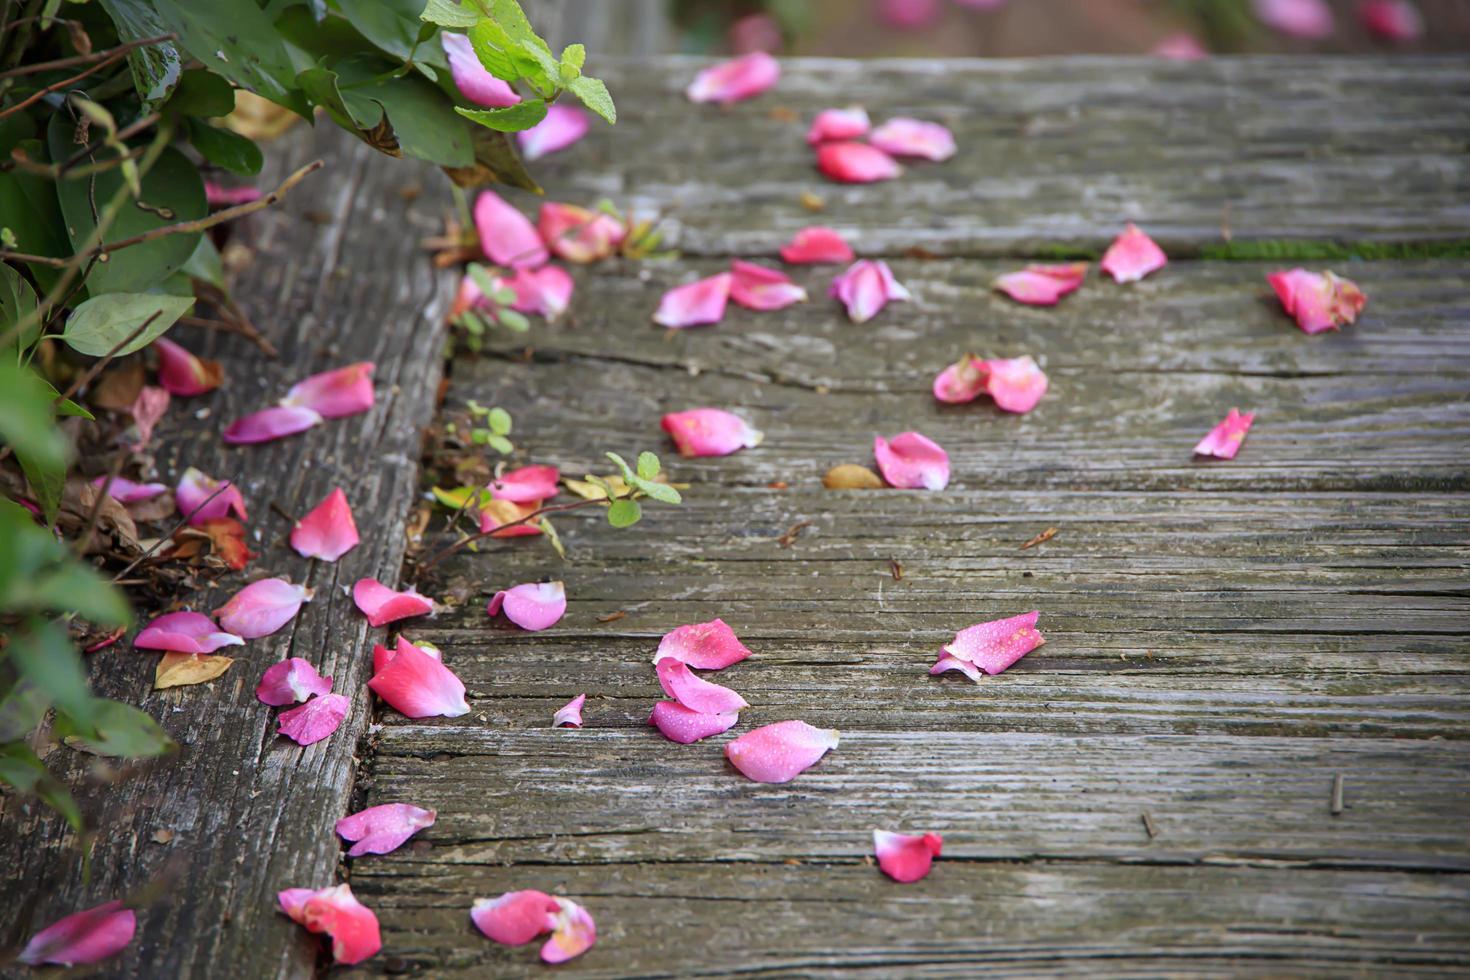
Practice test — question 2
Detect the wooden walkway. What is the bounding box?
[3,56,1468,978]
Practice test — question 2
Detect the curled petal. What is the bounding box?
[373,635,442,675]
[153,337,222,396]
[1360,0,1423,41]
[499,266,574,321]
[932,356,987,404]
[656,657,749,714]
[686,51,780,104]
[471,890,558,946]
[478,498,543,537]
[518,104,590,161]
[816,141,901,184]
[873,830,943,883]
[488,581,567,631]
[126,386,169,451]
[730,259,807,311]
[135,611,243,654]
[353,578,435,627]
[291,488,360,562]
[541,898,596,964]
[539,202,626,264]
[929,654,982,682]
[256,657,333,706]
[277,883,381,965]
[725,720,840,783]
[441,32,521,107]
[661,408,764,457]
[780,226,854,265]
[489,465,560,503]
[981,355,1048,413]
[807,106,870,145]
[281,362,375,419]
[204,181,261,207]
[993,263,1088,306]
[653,273,732,329]
[874,432,950,490]
[869,117,956,161]
[336,803,436,858]
[1153,32,1209,59]
[1194,408,1255,459]
[18,901,136,967]
[93,476,168,503]
[649,701,740,744]
[1267,268,1366,334]
[943,611,1045,675]
[656,618,753,670]
[176,468,247,525]
[277,693,350,746]
[214,578,312,639]
[553,694,586,728]
[221,405,323,445]
[1100,223,1168,283]
[368,641,470,718]
[1253,0,1334,37]
[830,259,909,323]
[475,190,547,269]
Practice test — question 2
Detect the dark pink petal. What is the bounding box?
[474,190,547,269]
[291,488,360,562]
[93,476,168,503]
[932,356,987,404]
[176,467,247,525]
[281,362,375,419]
[648,701,740,744]
[541,898,596,964]
[656,618,753,670]
[873,830,943,883]
[499,266,574,321]
[1267,268,1366,334]
[277,693,350,746]
[441,32,521,107]
[487,581,566,631]
[780,226,854,265]
[471,890,559,946]
[730,259,807,311]
[18,901,136,967]
[993,263,1088,306]
[806,106,870,145]
[277,883,381,965]
[553,694,586,728]
[478,498,544,537]
[724,720,840,783]
[368,641,470,718]
[153,336,221,396]
[874,432,950,490]
[336,803,436,857]
[126,385,169,451]
[518,104,590,160]
[204,181,262,207]
[353,578,435,628]
[214,578,312,639]
[1360,0,1422,40]
[816,141,901,184]
[1194,408,1256,459]
[656,657,749,714]
[1153,32,1209,59]
[981,355,1048,413]
[869,118,956,161]
[373,636,441,674]
[490,465,560,503]
[1100,223,1168,283]
[653,273,732,329]
[661,408,764,457]
[1253,0,1334,37]
[686,51,780,104]
[830,259,909,323]
[135,611,243,654]
[929,654,982,683]
[943,611,1045,675]
[539,202,626,264]
[221,405,322,445]
[256,657,333,706]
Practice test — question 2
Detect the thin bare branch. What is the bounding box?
[0,33,175,119]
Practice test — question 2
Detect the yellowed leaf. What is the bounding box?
[154,652,234,690]
[823,464,885,490]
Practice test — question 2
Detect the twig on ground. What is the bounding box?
[1020,526,1058,550]
[110,482,231,582]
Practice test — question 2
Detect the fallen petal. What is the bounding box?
[214,578,312,639]
[874,432,950,490]
[281,362,375,419]
[830,259,909,323]
[539,202,626,264]
[126,386,169,451]
[649,700,741,743]
[256,657,333,706]
[816,141,901,183]
[730,259,807,311]
[655,618,753,670]
[18,901,136,967]
[993,263,1088,306]
[291,488,360,562]
[176,468,247,525]
[93,476,168,503]
[981,355,1048,413]
[725,720,839,783]
[1153,32,1210,59]
[780,226,854,265]
[277,693,350,746]
[653,273,732,329]
[487,581,567,631]
[656,657,749,714]
[1253,0,1334,38]
[153,337,222,396]
[336,803,436,858]
[490,465,560,503]
[1267,268,1367,334]
[1100,223,1168,283]
[135,611,243,654]
[541,897,596,964]
[879,0,942,28]
[943,611,1045,675]
[553,694,586,728]
[873,830,943,883]
[686,51,780,104]
[221,405,323,445]
[1194,408,1255,459]
[474,190,547,269]
[929,654,982,682]
[932,356,987,404]
[471,890,558,946]
[368,641,470,718]
[499,266,574,321]
[198,517,254,570]
[353,579,434,627]
[806,106,870,145]
[441,32,522,107]
[518,104,590,160]
[373,635,442,674]
[661,408,763,457]
[1360,0,1423,40]
[478,498,544,537]
[869,117,956,161]
[277,883,381,965]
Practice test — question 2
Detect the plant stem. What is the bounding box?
[418,496,610,572]
[0,33,175,120]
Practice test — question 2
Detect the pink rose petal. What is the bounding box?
[541,897,596,964]
[929,654,982,682]
[539,202,626,264]
[1153,32,1209,59]
[277,883,381,965]
[932,356,987,404]
[993,262,1088,306]
[1254,0,1334,37]
[725,720,840,783]
[135,611,243,654]
[214,578,312,639]
[1194,408,1255,459]
[517,104,590,160]
[1100,223,1168,283]
[648,700,741,744]
[471,890,559,946]
[873,830,943,883]
[981,355,1048,413]
[368,640,470,718]
[281,362,375,419]
[656,618,753,671]
[353,578,435,628]
[942,611,1045,675]
[874,432,950,490]
[806,106,870,145]
[176,467,247,525]
[291,487,360,562]
[18,901,136,967]
[93,476,168,503]
[490,465,560,504]
[816,141,901,184]
[869,117,956,162]
[830,259,909,323]
[1360,0,1423,40]
[441,32,521,107]
[335,803,436,857]
[780,226,854,265]
[730,259,807,311]
[256,657,333,706]
[1267,268,1367,334]
[373,636,441,674]
[153,336,221,396]
[661,408,764,457]
[487,581,567,631]
[656,657,749,714]
[126,385,169,451]
[653,272,732,329]
[277,693,350,746]
[474,190,547,269]
[204,181,261,207]
[686,51,780,104]
[879,0,942,29]
[499,266,574,320]
[553,693,586,728]
[221,405,323,445]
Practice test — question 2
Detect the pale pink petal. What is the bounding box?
[277,693,350,746]
[474,189,547,269]
[1360,0,1423,40]
[816,141,901,184]
[373,636,442,674]
[780,226,854,265]
[353,578,435,627]
[221,405,323,445]
[93,476,168,503]
[256,657,333,706]
[281,362,375,419]
[214,578,312,639]
[656,657,749,714]
[490,464,560,503]
[487,581,566,631]
[661,408,763,457]
[1267,268,1367,334]
[126,385,169,451]
[879,0,942,29]
[870,117,956,162]
[18,901,136,966]
[649,701,741,744]
[135,611,243,654]
[993,263,1088,306]
[478,498,544,537]
[1153,32,1210,59]
[368,641,470,718]
[874,432,950,490]
[932,356,987,404]
[336,802,436,857]
[553,693,586,728]
[1254,0,1334,37]
[724,720,840,783]
[981,355,1048,413]
[517,104,590,161]
[441,32,521,107]
[204,181,261,207]
[730,259,807,311]
[943,611,1045,675]
[176,467,247,525]
[471,890,559,946]
[277,883,381,965]
[291,487,360,562]
[929,654,982,682]
[539,202,626,264]
[1100,223,1168,283]
[686,51,780,104]
[541,897,596,964]
[1194,408,1256,459]
[830,259,909,323]
[153,336,221,396]
[653,273,732,329]
[873,830,943,883]
[806,106,870,145]
[499,266,574,320]
[655,618,753,670]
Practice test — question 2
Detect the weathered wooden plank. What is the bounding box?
[0,128,450,978]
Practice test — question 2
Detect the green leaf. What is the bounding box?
[420,0,479,28]
[431,485,493,511]
[151,0,310,116]
[181,236,225,288]
[490,0,543,46]
[487,407,512,435]
[332,56,476,167]
[606,498,641,528]
[0,361,69,482]
[14,561,131,626]
[517,39,561,82]
[467,18,521,80]
[334,0,439,63]
[98,0,184,107]
[0,741,82,833]
[10,621,93,725]
[485,433,513,455]
[40,380,93,419]
[538,517,565,558]
[456,99,547,133]
[0,263,39,362]
[632,477,681,505]
[166,68,236,117]
[0,676,52,743]
[57,700,176,758]
[61,292,194,357]
[605,452,635,482]
[567,75,615,124]
[636,451,660,480]
[17,449,65,526]
[0,142,70,292]
[496,308,529,332]
[560,43,586,78]
[187,119,263,175]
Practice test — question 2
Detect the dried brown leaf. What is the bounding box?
[154,652,234,690]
